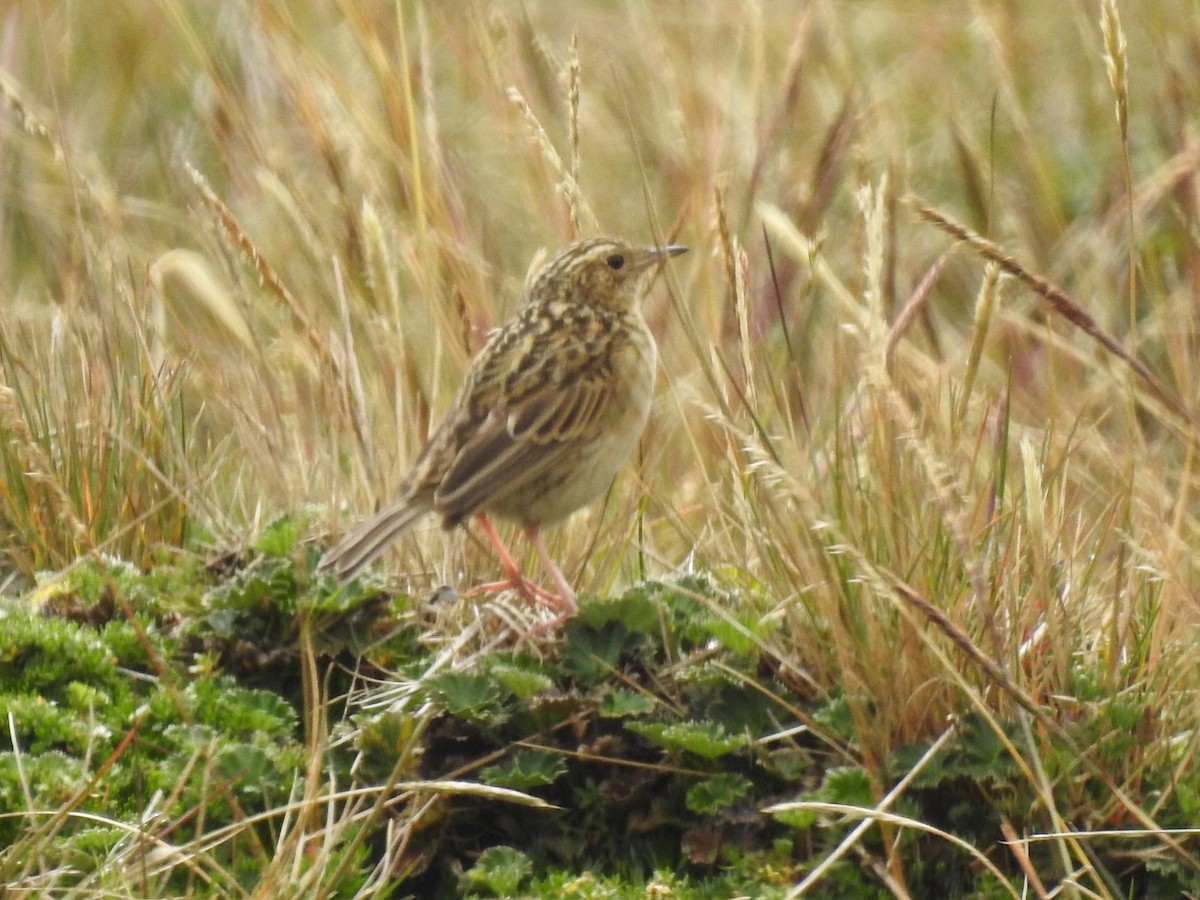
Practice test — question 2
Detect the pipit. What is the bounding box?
[319,236,687,619]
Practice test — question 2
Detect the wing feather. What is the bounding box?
[433,359,617,524]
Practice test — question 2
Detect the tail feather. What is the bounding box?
[318,496,434,581]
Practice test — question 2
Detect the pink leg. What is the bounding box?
[524,523,578,616]
[464,514,565,612]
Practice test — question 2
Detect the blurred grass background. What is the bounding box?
[3,0,1200,894]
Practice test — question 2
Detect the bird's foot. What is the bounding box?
[462,574,575,616]
[467,513,578,620]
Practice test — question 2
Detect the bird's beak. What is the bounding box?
[637,244,689,269]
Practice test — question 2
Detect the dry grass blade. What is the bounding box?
[1100,0,1129,139]
[770,798,1022,900]
[0,385,90,555]
[184,162,319,351]
[566,33,582,236]
[887,573,1200,878]
[905,195,1188,422]
[715,185,755,409]
[0,68,64,163]
[1100,0,1138,370]
[885,249,949,372]
[958,262,1001,423]
[182,161,372,457]
[505,86,597,235]
[780,726,993,898]
[1000,818,1052,900]
[745,5,814,213]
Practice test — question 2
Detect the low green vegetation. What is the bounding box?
[4,534,1199,895]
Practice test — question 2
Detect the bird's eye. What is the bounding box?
[606,254,625,270]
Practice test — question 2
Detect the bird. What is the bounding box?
[318,236,688,619]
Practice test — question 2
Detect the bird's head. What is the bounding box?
[526,237,688,312]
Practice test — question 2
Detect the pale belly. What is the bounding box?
[490,324,656,525]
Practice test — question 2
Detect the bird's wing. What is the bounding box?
[431,320,619,524]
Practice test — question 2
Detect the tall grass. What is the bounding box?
[3,0,1200,894]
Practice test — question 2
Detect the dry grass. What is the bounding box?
[3,0,1200,894]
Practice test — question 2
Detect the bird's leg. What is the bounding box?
[523,522,578,616]
[463,514,562,611]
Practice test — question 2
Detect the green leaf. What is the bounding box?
[459,845,532,897]
[811,693,857,743]
[354,711,418,779]
[686,772,752,814]
[763,746,813,782]
[700,613,761,656]
[894,714,1017,788]
[819,766,874,806]
[771,806,819,830]
[489,663,553,700]
[255,514,302,557]
[60,825,125,873]
[573,590,660,634]
[561,620,641,680]
[626,720,747,759]
[216,744,277,797]
[427,672,502,718]
[598,689,655,718]
[480,749,567,789]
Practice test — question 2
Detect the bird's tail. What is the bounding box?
[317,496,434,581]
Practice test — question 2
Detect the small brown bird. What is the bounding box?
[319,236,687,618]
